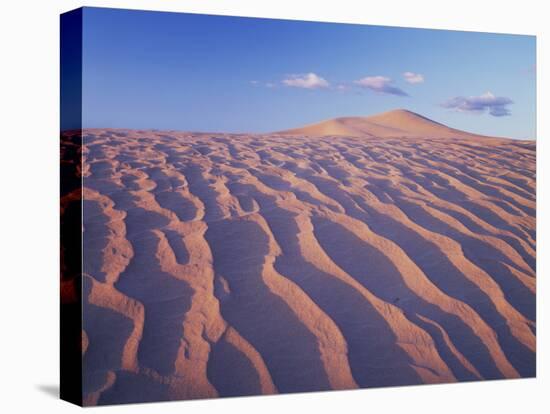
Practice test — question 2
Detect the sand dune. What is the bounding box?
[277,109,506,140]
[69,114,536,405]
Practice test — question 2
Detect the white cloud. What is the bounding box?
[282,72,329,89]
[403,71,424,84]
[354,76,408,96]
[442,92,513,117]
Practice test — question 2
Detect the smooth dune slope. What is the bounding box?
[68,114,536,405]
[277,109,505,140]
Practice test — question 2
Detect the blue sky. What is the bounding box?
[81,7,536,139]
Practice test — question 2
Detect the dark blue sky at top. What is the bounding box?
[80,7,536,139]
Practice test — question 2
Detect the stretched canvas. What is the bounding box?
[60,7,536,406]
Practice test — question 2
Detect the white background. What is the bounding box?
[0,0,547,412]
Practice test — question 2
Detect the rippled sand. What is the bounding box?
[68,119,535,405]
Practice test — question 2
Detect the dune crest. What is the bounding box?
[276,109,505,139]
[68,114,535,405]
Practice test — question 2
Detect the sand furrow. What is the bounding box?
[250,192,456,384]
[77,128,535,405]
[207,326,278,397]
[205,215,335,392]
[312,214,514,379]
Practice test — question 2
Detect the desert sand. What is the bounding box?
[69,110,535,405]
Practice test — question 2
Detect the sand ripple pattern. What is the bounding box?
[78,129,536,405]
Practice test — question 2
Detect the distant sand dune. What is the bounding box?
[277,109,509,140]
[68,115,535,405]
